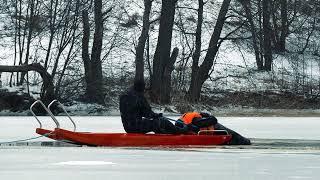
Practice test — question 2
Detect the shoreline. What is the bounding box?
[1,108,320,117]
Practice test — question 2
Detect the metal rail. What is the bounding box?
[30,100,60,128]
[198,129,229,135]
[48,100,76,131]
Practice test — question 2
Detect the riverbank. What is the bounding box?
[2,105,320,117]
[2,87,320,117]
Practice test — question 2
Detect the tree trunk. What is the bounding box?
[51,3,73,79]
[55,1,80,97]
[17,0,25,83]
[135,0,152,82]
[263,0,272,71]
[271,0,280,50]
[257,0,264,67]
[187,0,231,102]
[81,0,107,105]
[278,0,288,52]
[162,47,179,103]
[0,63,55,105]
[19,0,35,85]
[81,9,92,97]
[90,0,104,104]
[151,0,177,104]
[11,0,19,86]
[186,0,204,102]
[44,0,59,70]
[55,37,75,97]
[240,0,263,70]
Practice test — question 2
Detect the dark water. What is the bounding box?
[1,138,320,152]
[249,138,320,150]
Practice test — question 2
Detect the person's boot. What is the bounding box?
[214,123,251,145]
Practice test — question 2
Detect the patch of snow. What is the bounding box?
[53,161,116,166]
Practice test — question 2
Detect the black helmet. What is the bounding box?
[133,79,145,92]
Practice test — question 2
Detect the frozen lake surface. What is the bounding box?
[1,116,320,180]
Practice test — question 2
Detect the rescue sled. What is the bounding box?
[31,100,232,147]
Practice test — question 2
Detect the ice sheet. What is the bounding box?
[0,116,320,180]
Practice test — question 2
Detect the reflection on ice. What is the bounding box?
[287,176,312,179]
[53,161,115,166]
[304,166,320,169]
[0,141,79,147]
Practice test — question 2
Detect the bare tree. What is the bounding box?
[19,0,37,85]
[278,0,288,51]
[134,0,152,82]
[54,0,81,97]
[262,0,272,71]
[186,0,204,102]
[81,0,112,104]
[44,0,59,70]
[187,0,232,102]
[151,0,178,104]
[239,0,263,70]
[9,0,19,86]
[0,63,55,104]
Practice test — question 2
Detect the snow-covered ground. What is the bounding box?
[0,116,320,180]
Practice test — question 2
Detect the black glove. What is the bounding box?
[200,112,211,117]
[175,119,189,133]
[175,119,185,128]
[207,116,218,125]
[187,123,200,132]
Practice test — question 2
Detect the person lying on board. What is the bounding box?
[119,79,188,134]
[175,112,251,145]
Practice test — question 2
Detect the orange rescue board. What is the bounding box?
[36,128,232,147]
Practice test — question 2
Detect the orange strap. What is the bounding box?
[180,112,202,124]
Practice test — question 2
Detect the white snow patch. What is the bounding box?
[53,161,116,166]
[288,176,312,179]
[304,166,320,169]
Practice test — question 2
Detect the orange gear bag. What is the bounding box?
[179,112,202,124]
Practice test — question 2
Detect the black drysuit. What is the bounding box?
[178,113,251,145]
[119,88,184,134]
